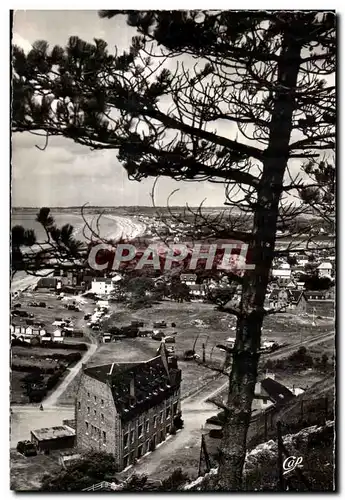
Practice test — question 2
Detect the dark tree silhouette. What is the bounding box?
[12,10,335,489]
[11,207,85,277]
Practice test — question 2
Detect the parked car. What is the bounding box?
[12,310,33,318]
[84,313,91,320]
[38,302,46,308]
[152,331,165,341]
[16,440,37,457]
[13,303,21,309]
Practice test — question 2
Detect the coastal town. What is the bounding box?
[11,9,335,493]
[11,208,335,491]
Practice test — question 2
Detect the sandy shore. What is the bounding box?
[101,214,146,241]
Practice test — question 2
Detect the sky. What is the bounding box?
[12,10,229,207]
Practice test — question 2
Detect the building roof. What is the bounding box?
[272,269,291,277]
[83,355,181,422]
[289,290,307,304]
[31,425,75,441]
[37,277,58,287]
[261,378,295,405]
[269,289,289,301]
[318,262,332,269]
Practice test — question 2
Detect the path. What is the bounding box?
[43,342,98,408]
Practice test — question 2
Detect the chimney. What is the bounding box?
[255,381,261,395]
[130,377,135,397]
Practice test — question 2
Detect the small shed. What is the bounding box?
[31,425,75,452]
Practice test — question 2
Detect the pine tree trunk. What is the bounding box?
[217,32,303,490]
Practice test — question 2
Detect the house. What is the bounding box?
[75,351,182,471]
[189,284,207,300]
[51,329,64,343]
[11,321,47,343]
[286,280,297,289]
[287,290,308,313]
[317,262,333,278]
[268,289,290,311]
[31,425,75,452]
[36,277,58,289]
[253,376,296,412]
[305,289,334,302]
[53,269,78,287]
[180,274,197,286]
[271,268,291,284]
[91,278,115,296]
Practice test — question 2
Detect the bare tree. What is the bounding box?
[12,10,335,489]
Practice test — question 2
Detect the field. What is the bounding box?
[11,289,96,404]
[11,341,86,404]
[91,301,334,362]
[87,301,334,403]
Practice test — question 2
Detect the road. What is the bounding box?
[10,338,97,446]
[11,300,99,445]
[43,342,98,407]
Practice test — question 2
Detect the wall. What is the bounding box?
[306,300,335,316]
[31,434,75,452]
[120,388,181,470]
[75,372,122,469]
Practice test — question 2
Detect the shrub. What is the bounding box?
[158,468,189,491]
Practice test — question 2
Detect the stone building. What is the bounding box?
[75,351,182,471]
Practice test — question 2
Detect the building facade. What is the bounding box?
[91,278,115,296]
[75,353,182,471]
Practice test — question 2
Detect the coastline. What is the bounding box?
[11,215,147,294]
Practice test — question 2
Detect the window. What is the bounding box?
[173,402,178,415]
[85,421,89,433]
[138,445,143,458]
[94,395,97,403]
[101,413,104,423]
[123,455,129,469]
[101,399,104,406]
[102,431,107,444]
[130,430,135,444]
[166,425,170,435]
[87,406,90,415]
[166,407,171,419]
[160,430,165,442]
[123,432,129,448]
[146,440,150,454]
[160,410,164,423]
[87,392,90,398]
[145,420,149,433]
[78,401,81,411]
[94,409,97,416]
[138,424,143,437]
[153,416,157,428]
